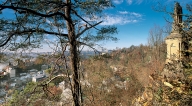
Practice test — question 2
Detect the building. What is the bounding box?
[29,69,38,77]
[32,71,46,82]
[5,66,16,78]
[165,32,183,63]
[165,2,183,63]
[0,63,16,78]
[32,75,46,82]
[41,64,48,71]
[0,63,8,76]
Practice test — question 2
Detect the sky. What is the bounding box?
[0,0,192,52]
[98,0,192,51]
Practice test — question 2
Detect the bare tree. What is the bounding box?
[147,24,167,60]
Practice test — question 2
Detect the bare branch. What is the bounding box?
[77,41,101,55]
[0,5,69,21]
[76,21,103,38]
[0,29,68,47]
[0,34,14,47]
[46,74,66,85]
[71,9,101,31]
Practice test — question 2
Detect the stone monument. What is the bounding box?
[172,2,183,32]
[165,2,183,63]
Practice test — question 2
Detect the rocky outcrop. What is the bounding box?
[133,60,192,106]
[161,60,185,81]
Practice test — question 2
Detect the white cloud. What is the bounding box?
[113,0,123,4]
[100,12,143,25]
[119,11,142,17]
[135,0,143,4]
[129,12,142,18]
[119,11,128,14]
[124,0,192,5]
[132,20,138,23]
[100,15,130,25]
[124,0,143,5]
[80,11,143,26]
[125,0,159,5]
[127,0,133,5]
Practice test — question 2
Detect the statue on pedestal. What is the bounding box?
[172,2,182,32]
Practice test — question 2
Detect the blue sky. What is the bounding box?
[0,0,192,52]
[97,0,192,51]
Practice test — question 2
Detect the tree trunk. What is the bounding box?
[69,38,80,106]
[65,0,80,105]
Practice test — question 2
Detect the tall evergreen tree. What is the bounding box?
[0,0,118,105]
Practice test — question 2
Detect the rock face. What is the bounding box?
[60,88,73,105]
[161,60,185,81]
[133,61,186,106]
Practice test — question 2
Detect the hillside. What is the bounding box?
[81,44,166,105]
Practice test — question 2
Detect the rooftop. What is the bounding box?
[166,32,183,39]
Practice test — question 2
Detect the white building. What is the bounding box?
[0,63,15,78]
[32,72,46,82]
[20,74,32,84]
[0,63,8,76]
[29,69,38,77]
[6,67,16,78]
